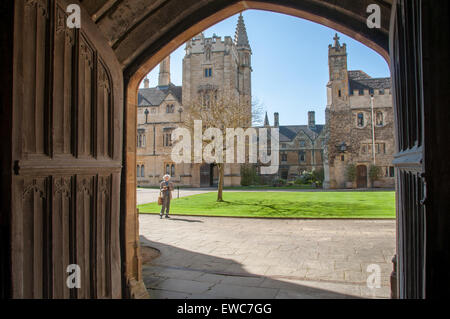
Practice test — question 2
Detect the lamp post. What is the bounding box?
[370,94,376,165]
[144,108,149,124]
[339,142,347,153]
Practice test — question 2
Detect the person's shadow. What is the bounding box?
[167,217,203,223]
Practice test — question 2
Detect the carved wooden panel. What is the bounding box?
[12,0,123,298]
[22,0,50,157]
[53,4,75,156]
[77,35,95,157]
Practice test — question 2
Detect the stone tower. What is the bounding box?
[327,33,349,110]
[182,13,252,108]
[325,33,395,189]
[180,13,253,187]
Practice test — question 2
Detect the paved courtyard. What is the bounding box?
[139,213,396,299]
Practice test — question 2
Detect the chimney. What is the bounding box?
[308,111,316,129]
[143,77,149,88]
[158,56,171,87]
[274,112,279,127]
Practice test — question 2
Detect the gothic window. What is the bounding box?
[163,128,174,147]
[163,130,173,147]
[171,164,175,177]
[204,68,212,78]
[357,113,364,127]
[137,165,140,177]
[389,166,395,177]
[338,89,342,97]
[298,151,306,162]
[137,131,146,148]
[141,165,145,178]
[376,143,386,154]
[376,111,384,126]
[166,164,170,175]
[166,104,175,113]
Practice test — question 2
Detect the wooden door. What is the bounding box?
[391,0,450,299]
[356,165,368,188]
[200,164,211,187]
[390,0,426,298]
[11,0,123,298]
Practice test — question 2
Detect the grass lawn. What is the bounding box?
[138,191,396,219]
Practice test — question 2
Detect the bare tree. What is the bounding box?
[181,90,263,201]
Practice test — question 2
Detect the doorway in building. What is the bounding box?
[200,164,218,187]
[356,165,368,188]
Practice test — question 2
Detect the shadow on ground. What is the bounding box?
[140,235,364,299]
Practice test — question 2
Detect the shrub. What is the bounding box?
[272,178,286,186]
[312,168,324,185]
[345,164,357,182]
[369,165,382,182]
[241,164,261,186]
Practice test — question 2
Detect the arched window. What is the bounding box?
[166,164,170,175]
[171,164,175,177]
[137,165,140,177]
[376,111,384,126]
[141,165,145,178]
[298,151,305,162]
[357,113,364,127]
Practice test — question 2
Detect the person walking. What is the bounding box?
[160,174,174,219]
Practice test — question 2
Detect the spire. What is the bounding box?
[158,56,171,87]
[264,112,270,127]
[234,13,251,50]
[143,76,149,88]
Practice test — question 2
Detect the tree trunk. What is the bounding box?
[217,163,224,202]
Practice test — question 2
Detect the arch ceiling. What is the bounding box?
[79,0,392,78]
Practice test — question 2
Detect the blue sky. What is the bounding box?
[141,10,390,126]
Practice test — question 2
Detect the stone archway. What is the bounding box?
[122,2,391,298]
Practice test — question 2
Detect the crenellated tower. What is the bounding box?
[182,13,252,109]
[327,33,349,110]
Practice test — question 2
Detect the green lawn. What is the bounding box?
[138,191,396,219]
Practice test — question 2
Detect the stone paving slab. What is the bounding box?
[139,214,396,299]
